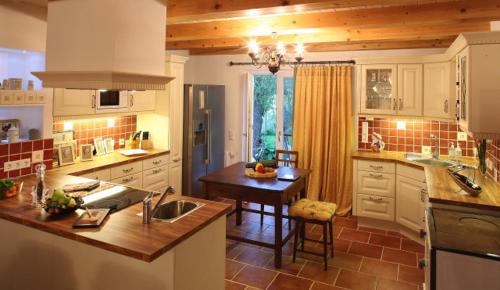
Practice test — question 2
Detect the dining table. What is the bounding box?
[199,162,311,268]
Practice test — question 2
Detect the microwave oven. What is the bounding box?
[96,90,129,113]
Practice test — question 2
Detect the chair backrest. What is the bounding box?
[276,149,299,168]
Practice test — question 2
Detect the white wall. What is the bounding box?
[184,48,446,165]
[0,2,47,52]
[0,48,45,90]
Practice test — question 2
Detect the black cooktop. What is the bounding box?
[80,184,150,213]
[427,208,500,260]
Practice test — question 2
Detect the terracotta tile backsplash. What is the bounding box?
[0,139,54,179]
[53,115,137,155]
[357,117,499,183]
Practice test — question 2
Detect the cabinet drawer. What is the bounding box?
[110,161,143,179]
[111,173,143,188]
[143,165,169,189]
[0,91,14,105]
[357,171,395,197]
[357,194,395,221]
[397,164,426,183]
[358,160,395,173]
[143,155,169,170]
[13,92,25,104]
[79,169,111,181]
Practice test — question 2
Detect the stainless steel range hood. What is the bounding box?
[32,0,173,90]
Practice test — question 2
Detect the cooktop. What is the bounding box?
[80,184,150,213]
[427,208,500,260]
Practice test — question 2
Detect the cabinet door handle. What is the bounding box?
[92,94,96,108]
[420,189,427,202]
[122,176,134,183]
[399,97,403,110]
[369,173,383,178]
[130,95,134,107]
[418,259,426,269]
[368,196,383,202]
[393,98,397,111]
[369,165,383,170]
[122,167,134,173]
[153,160,162,165]
[444,99,448,113]
[172,157,181,162]
[419,229,427,238]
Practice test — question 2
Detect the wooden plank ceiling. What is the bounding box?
[166,0,500,55]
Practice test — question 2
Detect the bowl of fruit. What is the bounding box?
[0,179,22,199]
[245,161,278,179]
[43,189,82,216]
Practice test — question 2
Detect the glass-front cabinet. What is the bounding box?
[361,64,397,114]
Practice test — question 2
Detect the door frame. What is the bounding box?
[244,69,293,162]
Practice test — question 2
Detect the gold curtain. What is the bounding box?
[292,65,353,216]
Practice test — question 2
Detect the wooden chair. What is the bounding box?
[289,199,336,270]
[259,150,299,230]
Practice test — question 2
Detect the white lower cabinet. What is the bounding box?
[396,165,426,232]
[80,168,111,181]
[168,161,182,194]
[143,165,169,192]
[357,194,395,221]
[111,172,143,188]
[357,171,395,198]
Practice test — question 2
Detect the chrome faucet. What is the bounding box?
[143,186,176,224]
[430,134,439,159]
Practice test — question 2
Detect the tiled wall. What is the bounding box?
[0,139,54,179]
[357,117,499,183]
[53,115,137,155]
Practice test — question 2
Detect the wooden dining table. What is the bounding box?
[199,162,311,268]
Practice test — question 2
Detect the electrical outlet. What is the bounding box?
[119,138,125,146]
[32,150,43,163]
[486,158,494,171]
[362,122,369,143]
[421,146,432,156]
[19,158,31,169]
[4,161,19,172]
[457,132,468,141]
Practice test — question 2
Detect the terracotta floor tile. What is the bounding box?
[225,280,247,290]
[401,239,425,253]
[398,265,425,285]
[310,282,347,290]
[348,241,383,259]
[382,248,417,267]
[267,273,313,290]
[226,242,247,259]
[333,225,342,238]
[264,255,305,275]
[339,228,371,243]
[328,252,363,271]
[226,259,245,279]
[299,261,340,284]
[333,238,351,253]
[369,233,401,249]
[376,278,418,290]
[233,265,277,289]
[335,269,377,290]
[235,246,273,267]
[334,216,358,229]
[359,258,398,280]
[358,226,387,235]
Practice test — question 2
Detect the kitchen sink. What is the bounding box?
[151,200,204,223]
[404,153,456,167]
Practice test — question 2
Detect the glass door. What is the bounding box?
[360,64,397,115]
[246,71,294,161]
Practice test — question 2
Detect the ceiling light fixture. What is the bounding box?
[247,32,304,74]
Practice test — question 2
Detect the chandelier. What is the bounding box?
[247,34,304,74]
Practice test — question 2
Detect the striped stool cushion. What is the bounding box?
[288,199,337,222]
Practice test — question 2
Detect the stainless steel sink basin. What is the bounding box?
[152,200,204,223]
[404,153,455,167]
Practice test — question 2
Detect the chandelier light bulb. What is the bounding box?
[248,39,260,55]
[296,43,304,56]
[277,42,286,55]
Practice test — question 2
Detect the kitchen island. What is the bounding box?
[0,172,231,290]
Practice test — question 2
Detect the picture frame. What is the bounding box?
[94,138,106,156]
[80,144,93,162]
[58,144,75,166]
[105,138,115,154]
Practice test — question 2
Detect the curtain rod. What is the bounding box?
[229,60,356,66]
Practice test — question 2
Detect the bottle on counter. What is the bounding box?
[33,163,47,207]
[7,125,19,143]
[448,142,456,160]
[455,143,463,159]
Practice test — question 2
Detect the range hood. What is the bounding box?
[32,0,173,90]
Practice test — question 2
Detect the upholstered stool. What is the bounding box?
[288,198,336,270]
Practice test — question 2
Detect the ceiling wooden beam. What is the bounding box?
[166,20,490,49]
[166,0,500,41]
[167,0,462,24]
[187,38,455,55]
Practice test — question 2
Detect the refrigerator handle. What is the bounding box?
[205,109,212,165]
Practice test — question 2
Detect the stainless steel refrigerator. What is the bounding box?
[182,84,225,197]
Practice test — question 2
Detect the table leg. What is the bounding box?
[274,202,283,268]
[236,200,242,226]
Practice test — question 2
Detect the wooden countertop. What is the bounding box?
[50,149,170,176]
[0,172,231,262]
[352,151,500,211]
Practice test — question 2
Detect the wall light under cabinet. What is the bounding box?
[396,120,406,130]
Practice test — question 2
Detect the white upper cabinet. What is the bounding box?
[128,90,156,112]
[423,62,452,119]
[397,64,423,116]
[53,89,96,116]
[361,64,397,115]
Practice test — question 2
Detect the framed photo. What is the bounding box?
[105,138,115,154]
[58,144,75,166]
[80,144,93,161]
[94,138,105,156]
